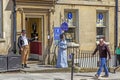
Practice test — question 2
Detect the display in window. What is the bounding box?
[31,23,38,39]
[67,12,73,26]
[65,28,75,42]
[96,13,105,27]
[64,10,78,42]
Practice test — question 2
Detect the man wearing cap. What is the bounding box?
[18,30,37,68]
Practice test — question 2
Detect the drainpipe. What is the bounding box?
[48,11,50,64]
[12,0,17,54]
[115,0,118,66]
[115,0,118,48]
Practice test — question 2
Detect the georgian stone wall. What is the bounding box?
[55,0,115,51]
[0,0,13,54]
[0,0,116,55]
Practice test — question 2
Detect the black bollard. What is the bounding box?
[71,53,74,80]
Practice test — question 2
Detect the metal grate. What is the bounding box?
[7,54,22,71]
[0,55,7,72]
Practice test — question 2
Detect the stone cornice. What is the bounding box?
[16,0,55,6]
[56,0,115,7]
[16,0,55,11]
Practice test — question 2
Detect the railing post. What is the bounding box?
[71,53,74,80]
[115,0,118,67]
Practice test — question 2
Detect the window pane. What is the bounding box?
[65,28,75,42]
[96,12,106,27]
[96,27,105,40]
[97,27,105,35]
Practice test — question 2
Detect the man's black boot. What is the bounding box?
[24,64,30,68]
[22,64,24,69]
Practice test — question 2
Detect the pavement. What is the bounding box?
[0,72,120,80]
[0,63,120,80]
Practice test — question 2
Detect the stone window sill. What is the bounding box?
[0,38,6,42]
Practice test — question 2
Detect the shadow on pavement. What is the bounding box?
[75,74,94,77]
[54,78,64,80]
[75,74,98,80]
[37,65,55,68]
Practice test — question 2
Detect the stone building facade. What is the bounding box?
[0,0,13,55]
[0,0,116,62]
[54,0,115,52]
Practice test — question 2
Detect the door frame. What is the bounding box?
[25,15,44,60]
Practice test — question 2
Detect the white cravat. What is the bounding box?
[22,36,29,46]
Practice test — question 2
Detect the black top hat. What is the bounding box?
[21,30,26,33]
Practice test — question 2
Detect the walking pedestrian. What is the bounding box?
[92,38,111,78]
[56,33,68,68]
[115,43,120,65]
[18,30,37,68]
[114,43,120,72]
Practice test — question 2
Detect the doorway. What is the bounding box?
[25,18,43,60]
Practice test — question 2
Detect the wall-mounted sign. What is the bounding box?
[54,27,62,40]
[60,22,68,31]
[67,12,72,19]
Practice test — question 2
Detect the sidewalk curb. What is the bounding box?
[21,66,120,73]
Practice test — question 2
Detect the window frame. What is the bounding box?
[64,9,79,43]
[96,11,109,42]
